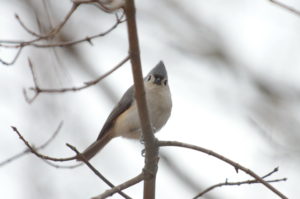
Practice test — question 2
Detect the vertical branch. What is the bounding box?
[124,0,158,199]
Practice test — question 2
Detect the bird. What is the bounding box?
[77,61,172,161]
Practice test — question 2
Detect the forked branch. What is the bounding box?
[159,141,288,199]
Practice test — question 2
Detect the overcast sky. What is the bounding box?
[1,0,300,198]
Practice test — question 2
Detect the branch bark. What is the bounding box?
[270,0,300,16]
[159,141,288,199]
[124,1,158,198]
[92,173,144,199]
[66,144,132,199]
[193,167,287,198]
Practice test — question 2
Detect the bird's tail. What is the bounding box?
[77,133,113,161]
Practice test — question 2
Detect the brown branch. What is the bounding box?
[0,47,23,65]
[42,159,83,169]
[0,121,63,166]
[270,0,300,16]
[193,167,287,198]
[23,55,129,104]
[0,0,125,66]
[15,14,42,37]
[41,3,79,38]
[27,13,124,48]
[0,1,125,49]
[32,15,124,48]
[158,141,288,199]
[66,143,132,199]
[92,173,144,199]
[9,125,131,198]
[11,126,76,161]
[124,0,158,198]
[11,3,79,44]
[23,58,40,103]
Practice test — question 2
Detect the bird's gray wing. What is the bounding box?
[97,85,135,140]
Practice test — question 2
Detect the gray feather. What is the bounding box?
[97,86,135,140]
[147,61,167,78]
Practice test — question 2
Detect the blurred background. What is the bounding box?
[0,0,299,198]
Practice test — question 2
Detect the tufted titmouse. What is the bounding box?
[78,61,172,161]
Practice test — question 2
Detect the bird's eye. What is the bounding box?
[147,75,152,81]
[163,80,168,85]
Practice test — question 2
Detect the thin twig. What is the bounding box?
[270,0,300,16]
[66,143,132,199]
[0,0,125,49]
[42,159,84,169]
[45,3,79,38]
[15,14,42,37]
[33,16,123,48]
[92,173,144,199]
[0,121,63,166]
[194,178,287,198]
[11,126,76,161]
[26,55,129,97]
[31,13,125,48]
[193,167,287,198]
[28,58,39,88]
[12,3,78,41]
[158,141,288,199]
[0,47,23,65]
[0,17,123,48]
[23,58,40,103]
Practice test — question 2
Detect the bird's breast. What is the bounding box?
[146,86,172,132]
[114,85,172,139]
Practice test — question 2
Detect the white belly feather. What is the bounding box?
[114,84,172,139]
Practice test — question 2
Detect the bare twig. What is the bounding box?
[0,47,23,66]
[270,0,300,16]
[33,16,123,48]
[23,58,40,103]
[0,121,63,166]
[0,2,125,49]
[0,19,121,48]
[124,0,158,198]
[194,178,286,198]
[193,167,287,198]
[66,143,132,199]
[92,173,144,199]
[42,159,83,169]
[22,13,124,48]
[43,3,79,38]
[23,55,129,103]
[11,126,76,161]
[15,14,42,37]
[158,141,288,199]
[9,3,79,46]
[0,0,126,66]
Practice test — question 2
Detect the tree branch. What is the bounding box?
[0,121,63,166]
[124,0,158,198]
[0,47,23,66]
[193,167,287,198]
[158,141,288,199]
[92,173,144,199]
[269,0,300,16]
[0,0,125,66]
[23,55,129,103]
[11,126,76,161]
[0,13,125,49]
[66,143,132,199]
